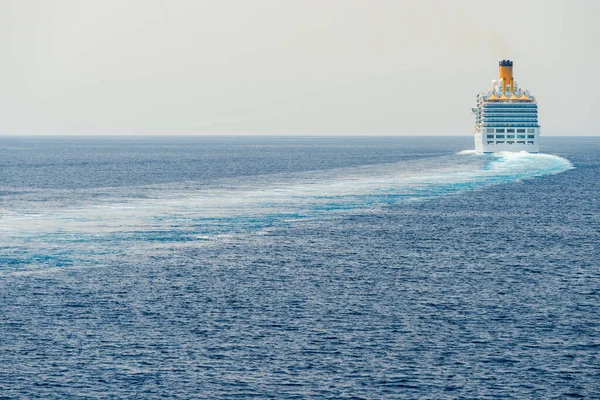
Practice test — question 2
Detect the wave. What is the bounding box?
[456,149,480,155]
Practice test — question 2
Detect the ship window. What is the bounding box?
[496,141,505,144]
[528,141,534,144]
[507,141,515,144]
[527,135,535,138]
[507,135,515,138]
[517,135,526,139]
[507,129,515,133]
[486,129,494,133]
[517,141,525,144]
[496,135,505,138]
[517,129,526,133]
[527,129,534,133]
[487,135,494,138]
[496,129,505,133]
[487,141,494,144]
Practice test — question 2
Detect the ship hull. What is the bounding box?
[474,129,540,154]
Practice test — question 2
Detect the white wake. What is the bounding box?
[0,151,574,270]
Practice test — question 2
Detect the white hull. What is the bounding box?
[474,128,540,153]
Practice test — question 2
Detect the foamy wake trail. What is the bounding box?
[456,149,480,155]
[465,150,573,179]
[0,151,574,269]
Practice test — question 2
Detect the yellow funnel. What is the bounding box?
[499,60,514,92]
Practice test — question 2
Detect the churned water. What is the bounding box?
[0,136,598,399]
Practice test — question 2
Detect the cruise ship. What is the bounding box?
[472,60,539,153]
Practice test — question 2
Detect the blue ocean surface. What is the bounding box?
[0,136,598,398]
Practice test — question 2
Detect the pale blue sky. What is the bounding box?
[0,0,597,135]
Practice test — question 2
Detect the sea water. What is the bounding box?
[0,136,598,398]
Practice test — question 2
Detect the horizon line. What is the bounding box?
[0,133,597,138]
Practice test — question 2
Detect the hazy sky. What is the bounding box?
[0,0,597,136]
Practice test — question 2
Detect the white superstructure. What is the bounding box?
[472,60,540,153]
